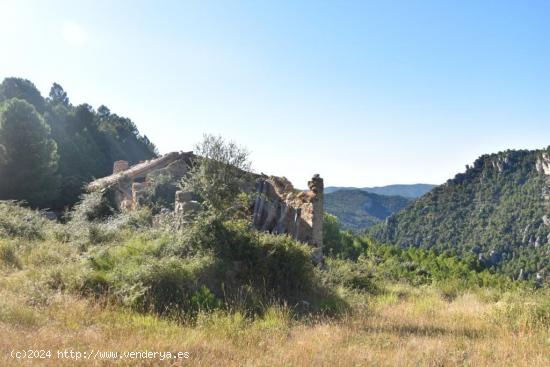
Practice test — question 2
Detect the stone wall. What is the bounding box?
[88,152,193,210]
[308,174,324,263]
[88,152,324,262]
[252,174,324,263]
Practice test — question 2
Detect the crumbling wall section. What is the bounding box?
[88,152,324,262]
[252,174,324,263]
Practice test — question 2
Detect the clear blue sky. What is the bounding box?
[1,0,549,187]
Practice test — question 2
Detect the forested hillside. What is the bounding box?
[370,148,550,281]
[362,183,435,198]
[324,184,434,198]
[0,78,157,208]
[325,189,411,231]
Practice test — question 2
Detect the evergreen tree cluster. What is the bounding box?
[0,77,157,208]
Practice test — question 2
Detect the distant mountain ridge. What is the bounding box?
[325,189,412,231]
[369,147,550,281]
[325,184,435,198]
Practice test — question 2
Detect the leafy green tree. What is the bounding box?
[323,213,346,255]
[181,134,253,216]
[45,102,106,207]
[0,98,59,206]
[323,213,367,260]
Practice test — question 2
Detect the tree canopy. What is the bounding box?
[0,77,158,208]
[181,134,253,217]
[0,98,59,206]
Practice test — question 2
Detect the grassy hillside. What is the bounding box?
[370,147,550,281]
[0,202,548,366]
[325,189,411,231]
[2,281,549,366]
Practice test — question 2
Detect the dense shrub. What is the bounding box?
[73,213,323,316]
[114,255,219,314]
[68,192,114,223]
[140,171,179,213]
[365,241,521,293]
[0,240,21,269]
[0,201,51,240]
[323,258,380,294]
[323,214,367,260]
[1,199,541,325]
[61,194,153,248]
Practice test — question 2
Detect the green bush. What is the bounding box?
[190,286,222,312]
[0,241,21,269]
[0,201,50,240]
[209,218,316,301]
[127,256,219,314]
[69,192,114,223]
[365,241,518,292]
[24,240,74,267]
[141,171,179,213]
[75,214,327,317]
[79,230,219,314]
[62,202,153,248]
[323,258,380,294]
[323,214,367,260]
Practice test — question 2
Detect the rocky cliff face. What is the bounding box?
[537,152,550,204]
[536,152,550,176]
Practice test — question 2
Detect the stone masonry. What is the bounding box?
[87,152,324,262]
[252,174,324,263]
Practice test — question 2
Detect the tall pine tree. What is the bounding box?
[0,98,59,206]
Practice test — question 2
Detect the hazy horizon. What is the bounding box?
[2,0,549,187]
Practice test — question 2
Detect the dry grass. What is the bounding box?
[1,275,549,367]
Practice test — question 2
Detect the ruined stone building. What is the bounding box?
[252,175,324,263]
[87,152,324,261]
[87,152,193,211]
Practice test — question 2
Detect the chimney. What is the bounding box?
[308,174,324,264]
[113,160,129,174]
